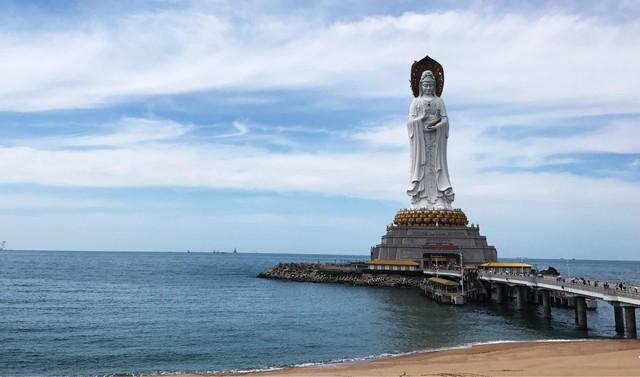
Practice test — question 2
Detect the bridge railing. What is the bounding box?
[422,268,461,276]
[477,272,640,299]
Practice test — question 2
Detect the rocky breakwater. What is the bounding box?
[257,263,422,288]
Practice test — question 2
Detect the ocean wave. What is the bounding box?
[292,338,594,368]
[138,338,594,376]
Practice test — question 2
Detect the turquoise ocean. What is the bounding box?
[1,250,639,376]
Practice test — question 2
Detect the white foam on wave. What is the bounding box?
[277,338,596,370]
[140,366,287,376]
[137,338,595,376]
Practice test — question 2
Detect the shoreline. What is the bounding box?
[164,339,640,377]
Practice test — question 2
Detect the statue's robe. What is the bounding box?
[406,96,454,209]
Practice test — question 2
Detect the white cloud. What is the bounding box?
[63,118,190,147]
[352,121,407,147]
[0,143,405,200]
[3,133,639,257]
[2,3,640,257]
[449,121,640,173]
[358,116,640,171]
[213,121,249,138]
[2,112,639,258]
[0,7,639,111]
[1,115,639,204]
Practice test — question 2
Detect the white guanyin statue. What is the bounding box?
[406,70,455,209]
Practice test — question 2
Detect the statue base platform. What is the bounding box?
[370,209,498,267]
[394,208,468,226]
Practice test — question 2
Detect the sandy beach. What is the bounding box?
[171,340,640,377]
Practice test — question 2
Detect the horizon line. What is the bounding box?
[3,249,639,263]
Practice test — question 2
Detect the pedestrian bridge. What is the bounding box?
[478,272,640,307]
[477,271,639,338]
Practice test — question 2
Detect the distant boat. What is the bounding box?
[0,241,6,251]
[233,248,237,254]
[187,249,191,253]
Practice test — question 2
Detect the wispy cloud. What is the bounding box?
[2,114,639,202]
[65,118,190,147]
[0,6,639,111]
[216,121,249,138]
[5,117,190,148]
[352,121,406,147]
[0,143,404,200]
[2,2,640,257]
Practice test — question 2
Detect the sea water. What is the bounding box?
[1,250,638,376]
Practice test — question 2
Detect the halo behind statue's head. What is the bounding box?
[411,55,444,97]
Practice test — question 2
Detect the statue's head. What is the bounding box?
[419,70,436,96]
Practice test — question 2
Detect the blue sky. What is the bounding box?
[1,0,639,259]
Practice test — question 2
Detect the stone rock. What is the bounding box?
[257,263,422,288]
[539,266,560,276]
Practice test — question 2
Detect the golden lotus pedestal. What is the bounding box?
[394,208,468,227]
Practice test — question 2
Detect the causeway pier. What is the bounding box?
[259,259,640,338]
[478,271,639,338]
[420,267,640,338]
